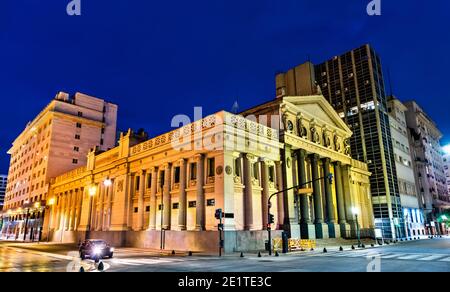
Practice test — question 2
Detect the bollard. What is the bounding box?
[98,262,104,272]
[310,248,314,251]
[275,251,279,257]
[339,246,343,252]
[258,252,262,258]
[79,266,85,273]
[188,251,193,257]
[240,252,244,258]
[351,245,355,250]
[172,250,176,255]
[361,244,365,249]
[371,244,374,247]
[323,248,327,253]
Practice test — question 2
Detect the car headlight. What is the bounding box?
[93,247,102,255]
[110,247,115,252]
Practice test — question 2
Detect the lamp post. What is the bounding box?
[46,198,55,242]
[352,207,361,247]
[85,185,97,240]
[23,200,30,242]
[267,173,333,256]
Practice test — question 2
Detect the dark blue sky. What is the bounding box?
[1,0,450,174]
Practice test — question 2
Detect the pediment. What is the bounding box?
[282,95,352,136]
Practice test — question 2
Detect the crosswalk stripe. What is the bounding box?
[397,254,424,260]
[381,253,404,259]
[438,257,450,262]
[417,255,446,261]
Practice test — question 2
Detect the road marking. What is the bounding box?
[439,257,450,262]
[397,254,424,260]
[381,253,404,259]
[417,255,446,261]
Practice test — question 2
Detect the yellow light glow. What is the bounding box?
[89,185,97,196]
[48,198,55,206]
[34,202,40,209]
[103,178,112,187]
[352,207,359,215]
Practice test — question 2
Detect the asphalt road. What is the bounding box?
[1,237,449,272]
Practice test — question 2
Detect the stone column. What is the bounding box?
[243,154,254,230]
[334,162,350,238]
[297,149,315,239]
[260,159,270,229]
[148,167,158,230]
[323,158,339,238]
[69,190,77,230]
[96,184,104,231]
[59,193,66,231]
[195,154,205,231]
[163,164,172,230]
[311,154,327,239]
[275,161,285,230]
[105,182,112,230]
[137,170,146,230]
[178,159,187,230]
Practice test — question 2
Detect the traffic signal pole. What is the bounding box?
[267,174,333,256]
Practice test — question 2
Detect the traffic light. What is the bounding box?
[215,209,223,220]
[268,213,275,224]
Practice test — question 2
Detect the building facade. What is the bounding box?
[387,97,425,237]
[241,95,374,240]
[35,95,373,253]
[275,44,404,239]
[405,101,450,235]
[1,92,117,241]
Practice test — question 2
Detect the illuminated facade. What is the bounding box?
[276,45,404,239]
[387,96,425,237]
[0,175,6,210]
[1,92,117,241]
[405,101,450,235]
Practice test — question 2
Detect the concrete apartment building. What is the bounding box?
[275,45,403,239]
[1,92,117,240]
[405,101,450,235]
[387,97,425,237]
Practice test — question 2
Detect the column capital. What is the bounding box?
[309,153,320,162]
[149,166,159,173]
[244,153,256,162]
[194,153,204,161]
[178,158,186,165]
[162,163,172,170]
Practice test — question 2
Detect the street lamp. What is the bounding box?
[103,178,112,187]
[352,207,361,247]
[267,173,333,256]
[86,185,97,240]
[46,198,55,242]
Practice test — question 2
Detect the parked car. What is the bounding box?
[79,239,114,260]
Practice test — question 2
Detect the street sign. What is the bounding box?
[224,213,234,219]
[297,188,313,195]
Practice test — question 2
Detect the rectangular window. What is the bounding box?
[75,134,80,140]
[207,199,215,207]
[135,176,140,191]
[76,122,82,128]
[208,158,215,177]
[268,166,275,183]
[77,111,83,117]
[100,139,104,146]
[160,171,165,188]
[172,203,179,209]
[145,206,150,212]
[253,163,259,179]
[190,163,197,180]
[174,167,180,183]
[72,159,78,164]
[235,159,240,176]
[134,207,138,213]
[188,201,196,208]
[74,146,79,152]
[158,204,162,211]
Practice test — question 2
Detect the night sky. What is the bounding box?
[1,0,450,174]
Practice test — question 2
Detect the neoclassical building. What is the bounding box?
[241,95,375,240]
[47,111,284,252]
[44,95,374,252]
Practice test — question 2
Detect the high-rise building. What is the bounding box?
[443,145,450,195]
[275,44,404,239]
[1,92,117,241]
[404,101,450,235]
[387,96,425,237]
[0,175,7,210]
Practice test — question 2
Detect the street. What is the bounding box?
[1,238,449,272]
